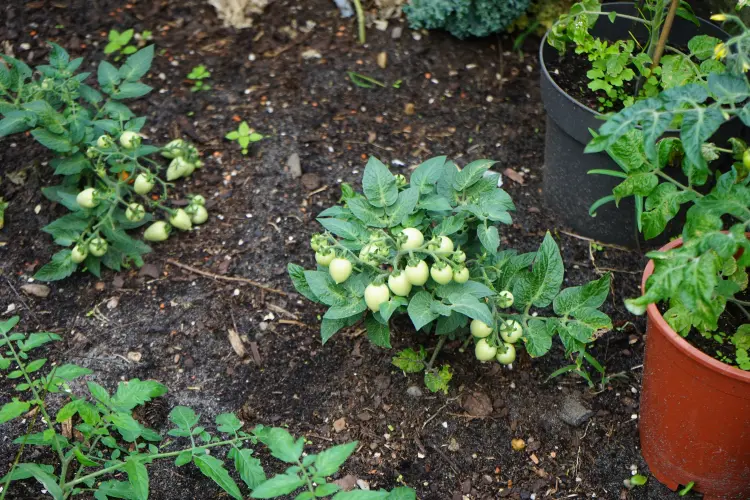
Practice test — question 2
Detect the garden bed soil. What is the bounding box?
[0,0,693,498]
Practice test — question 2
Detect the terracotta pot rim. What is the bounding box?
[642,236,750,383]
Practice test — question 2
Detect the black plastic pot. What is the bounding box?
[540,3,739,248]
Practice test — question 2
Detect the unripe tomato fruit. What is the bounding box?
[453,250,466,263]
[190,205,208,225]
[400,228,424,250]
[88,237,108,257]
[475,339,498,361]
[191,194,206,206]
[500,320,523,343]
[435,236,454,255]
[497,290,514,308]
[76,188,99,209]
[119,131,141,149]
[167,157,191,181]
[359,244,380,265]
[315,250,335,267]
[97,135,112,148]
[496,343,516,365]
[470,319,493,338]
[388,272,412,297]
[125,203,145,222]
[134,174,154,195]
[405,260,429,286]
[329,258,352,284]
[169,209,193,231]
[453,266,470,283]
[71,245,88,263]
[430,264,453,285]
[744,149,750,170]
[144,221,170,242]
[365,283,390,312]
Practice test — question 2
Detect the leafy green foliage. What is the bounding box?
[0,316,415,500]
[103,29,151,61]
[289,156,613,391]
[404,0,531,39]
[587,10,750,370]
[225,121,263,154]
[186,65,211,92]
[0,42,208,280]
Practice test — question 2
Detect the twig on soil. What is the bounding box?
[267,303,298,319]
[263,30,314,59]
[429,444,461,475]
[4,277,41,325]
[421,396,460,430]
[165,259,288,296]
[558,230,633,252]
[343,140,395,152]
[573,420,593,486]
[278,319,311,328]
[306,185,329,199]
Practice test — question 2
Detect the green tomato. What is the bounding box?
[496,343,516,365]
[169,209,193,231]
[329,257,352,284]
[97,135,112,148]
[125,203,146,222]
[435,236,454,255]
[167,157,191,181]
[144,221,171,242]
[119,131,141,149]
[315,249,335,267]
[190,205,208,225]
[359,243,381,265]
[400,227,425,250]
[475,338,498,362]
[365,283,390,312]
[497,290,514,308]
[394,173,407,187]
[453,250,466,263]
[76,188,100,209]
[88,237,108,257]
[191,194,206,206]
[405,260,429,286]
[453,266,470,283]
[161,138,187,159]
[470,319,493,338]
[71,245,88,263]
[500,320,523,344]
[134,174,155,195]
[388,272,412,297]
[430,263,453,285]
[744,149,750,170]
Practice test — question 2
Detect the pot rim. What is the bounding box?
[642,236,750,383]
[538,2,735,132]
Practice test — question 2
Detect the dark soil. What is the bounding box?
[0,0,695,499]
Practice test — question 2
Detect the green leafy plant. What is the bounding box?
[0,43,208,281]
[289,156,613,392]
[104,29,138,60]
[225,121,263,155]
[404,0,532,39]
[0,316,415,499]
[584,9,750,369]
[547,0,722,109]
[186,65,211,92]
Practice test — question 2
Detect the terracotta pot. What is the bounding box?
[639,237,750,499]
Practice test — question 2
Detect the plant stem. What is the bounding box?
[651,0,680,68]
[425,336,447,371]
[646,1,667,61]
[352,0,366,44]
[655,170,702,196]
[297,460,316,494]
[63,436,252,489]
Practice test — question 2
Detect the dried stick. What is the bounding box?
[165,259,287,296]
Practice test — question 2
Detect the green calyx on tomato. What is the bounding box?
[365,283,390,312]
[96,135,112,148]
[144,221,171,242]
[496,343,516,365]
[189,205,208,225]
[405,260,429,286]
[119,131,141,149]
[388,271,412,297]
[315,248,335,267]
[430,235,454,255]
[500,320,523,343]
[430,262,453,285]
[71,244,88,263]
[452,250,466,263]
[470,319,493,338]
[497,290,514,308]
[329,257,352,284]
[88,237,108,257]
[475,338,497,361]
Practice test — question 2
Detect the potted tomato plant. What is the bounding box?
[587,7,750,497]
[540,0,741,247]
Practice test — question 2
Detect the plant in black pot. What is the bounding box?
[583,9,750,497]
[539,0,740,247]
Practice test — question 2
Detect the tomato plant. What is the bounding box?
[289,156,613,392]
[0,43,209,280]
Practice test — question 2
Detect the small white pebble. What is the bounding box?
[248,53,256,61]
[442,421,448,428]
[466,63,477,69]
[233,289,240,296]
[430,78,438,84]
[486,95,494,103]
[631,414,638,420]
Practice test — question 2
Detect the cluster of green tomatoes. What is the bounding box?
[470,304,520,366]
[70,133,209,263]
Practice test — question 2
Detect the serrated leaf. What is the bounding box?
[230,448,266,489]
[513,233,564,309]
[407,291,439,330]
[452,160,495,191]
[553,273,611,316]
[314,441,357,476]
[365,314,391,348]
[0,399,30,424]
[194,454,243,500]
[216,413,243,433]
[169,406,199,429]
[35,249,77,282]
[17,464,63,500]
[250,472,306,498]
[323,299,367,320]
[119,45,154,82]
[347,198,387,227]
[255,427,304,463]
[362,157,398,208]
[477,224,499,253]
[410,156,446,193]
[424,364,452,394]
[111,379,167,412]
[391,347,426,373]
[30,128,72,152]
[524,319,554,357]
[447,294,494,326]
[320,315,360,344]
[124,458,149,500]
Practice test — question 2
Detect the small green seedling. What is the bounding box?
[187,65,211,92]
[225,122,263,154]
[630,474,648,487]
[347,72,385,88]
[104,29,138,60]
[679,481,695,496]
